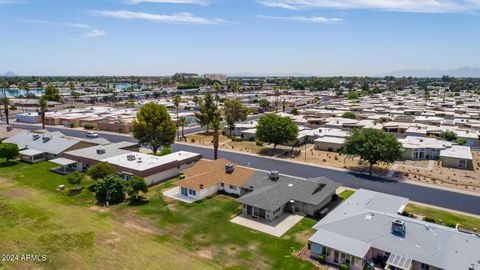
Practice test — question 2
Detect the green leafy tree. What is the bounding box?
[127,176,148,200]
[347,91,359,100]
[290,107,299,115]
[224,99,248,137]
[256,114,298,152]
[1,97,10,125]
[87,162,116,180]
[258,99,270,111]
[132,102,176,155]
[456,137,467,145]
[38,96,48,129]
[439,131,457,141]
[211,116,223,160]
[67,171,84,190]
[0,143,19,161]
[95,174,125,206]
[342,128,402,176]
[195,91,219,133]
[342,112,356,119]
[43,84,60,101]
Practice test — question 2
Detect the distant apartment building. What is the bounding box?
[203,73,227,82]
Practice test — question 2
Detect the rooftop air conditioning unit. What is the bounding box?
[127,154,136,161]
[225,164,235,174]
[391,219,406,237]
[32,134,40,140]
[269,170,279,181]
[96,148,106,154]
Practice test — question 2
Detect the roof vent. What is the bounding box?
[392,219,406,237]
[127,154,136,161]
[42,136,51,143]
[96,148,106,154]
[225,164,235,174]
[32,134,40,140]
[269,170,279,181]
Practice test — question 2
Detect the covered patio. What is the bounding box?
[49,157,78,175]
[19,149,46,163]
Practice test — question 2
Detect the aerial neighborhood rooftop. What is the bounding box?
[1,75,480,270]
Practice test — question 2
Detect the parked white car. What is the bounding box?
[86,131,99,138]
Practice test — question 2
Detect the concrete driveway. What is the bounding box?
[231,213,304,237]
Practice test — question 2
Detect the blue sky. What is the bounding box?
[0,0,479,76]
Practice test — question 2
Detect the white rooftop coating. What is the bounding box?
[400,136,452,150]
[102,151,199,171]
[440,145,473,160]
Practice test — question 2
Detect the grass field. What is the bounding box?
[404,204,480,232]
[0,159,316,270]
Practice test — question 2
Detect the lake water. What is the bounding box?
[107,83,149,91]
[0,88,44,98]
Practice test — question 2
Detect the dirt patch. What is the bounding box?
[89,206,110,213]
[123,220,159,234]
[98,231,122,245]
[1,187,38,198]
[196,249,215,260]
[224,245,240,256]
[0,178,11,184]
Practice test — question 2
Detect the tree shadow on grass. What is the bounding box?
[127,198,150,206]
[0,161,20,168]
[67,187,84,196]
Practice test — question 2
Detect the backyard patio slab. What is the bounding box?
[230,213,304,237]
[162,186,198,204]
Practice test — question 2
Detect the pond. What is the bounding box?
[0,88,44,97]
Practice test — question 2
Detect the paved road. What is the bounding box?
[12,122,480,215]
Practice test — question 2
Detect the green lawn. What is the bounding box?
[404,204,480,232]
[0,159,317,270]
[339,189,355,200]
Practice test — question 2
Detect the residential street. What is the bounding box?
[12,122,480,216]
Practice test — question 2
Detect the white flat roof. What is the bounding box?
[102,151,199,171]
[440,145,473,160]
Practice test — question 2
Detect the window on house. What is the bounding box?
[459,160,467,168]
[229,185,237,190]
[188,189,196,196]
[321,246,330,256]
[220,183,224,187]
[421,263,430,270]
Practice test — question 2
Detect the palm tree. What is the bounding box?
[173,94,181,139]
[274,88,280,113]
[179,117,186,140]
[211,116,222,160]
[1,97,10,125]
[38,96,48,129]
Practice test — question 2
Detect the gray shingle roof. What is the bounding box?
[309,189,480,270]
[4,131,79,155]
[237,172,339,211]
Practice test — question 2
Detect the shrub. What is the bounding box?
[0,143,19,161]
[255,140,263,146]
[67,171,84,190]
[95,174,126,206]
[157,146,172,156]
[232,137,244,142]
[424,217,436,223]
[84,124,95,130]
[190,138,196,143]
[341,112,356,119]
[9,105,17,110]
[87,162,116,180]
[69,123,75,128]
[340,263,349,270]
[317,255,325,263]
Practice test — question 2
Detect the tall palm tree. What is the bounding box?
[211,116,222,160]
[38,96,48,129]
[179,117,186,140]
[1,97,10,125]
[173,94,181,139]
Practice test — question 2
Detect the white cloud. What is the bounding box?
[85,29,107,38]
[92,10,227,24]
[125,0,210,5]
[258,15,343,23]
[259,0,480,13]
[23,19,106,39]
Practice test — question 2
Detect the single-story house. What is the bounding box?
[439,145,473,170]
[176,159,339,222]
[62,142,201,185]
[309,189,480,270]
[4,131,102,163]
[399,136,452,160]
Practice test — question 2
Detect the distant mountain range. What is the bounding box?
[0,71,17,77]
[384,67,480,78]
